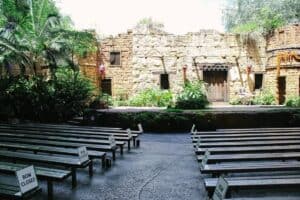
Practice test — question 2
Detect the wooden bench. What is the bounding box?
[192,135,300,143]
[0,179,41,200]
[191,132,300,139]
[0,124,140,147]
[201,161,300,177]
[0,127,133,150]
[191,129,300,135]
[0,134,120,160]
[0,162,71,200]
[0,142,106,169]
[195,145,300,155]
[197,152,300,163]
[205,175,300,198]
[195,140,300,148]
[217,127,300,132]
[0,150,92,188]
[1,123,143,134]
[0,132,125,153]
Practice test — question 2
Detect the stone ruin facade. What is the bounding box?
[79,24,300,104]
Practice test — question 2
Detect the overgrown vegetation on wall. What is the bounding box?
[223,0,300,34]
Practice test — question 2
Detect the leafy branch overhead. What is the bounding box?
[0,0,97,77]
[223,0,300,34]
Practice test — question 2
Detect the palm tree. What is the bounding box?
[0,0,96,78]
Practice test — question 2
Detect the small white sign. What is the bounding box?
[78,146,89,163]
[109,135,116,147]
[201,150,210,169]
[16,166,38,194]
[190,124,195,133]
[212,176,229,200]
[138,123,144,133]
[126,128,132,138]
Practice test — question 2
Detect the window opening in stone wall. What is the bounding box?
[160,74,170,90]
[254,73,263,90]
[101,78,112,96]
[110,52,121,66]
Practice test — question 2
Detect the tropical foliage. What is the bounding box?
[285,96,300,107]
[175,81,209,109]
[127,88,173,107]
[0,68,94,122]
[223,0,300,34]
[0,0,97,121]
[0,0,96,77]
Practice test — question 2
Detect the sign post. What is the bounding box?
[16,166,39,194]
[109,135,116,147]
[212,175,229,200]
[191,124,196,133]
[126,128,132,138]
[78,146,89,163]
[201,149,210,169]
[138,123,144,133]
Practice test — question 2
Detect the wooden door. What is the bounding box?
[101,79,112,95]
[278,76,286,105]
[203,71,228,102]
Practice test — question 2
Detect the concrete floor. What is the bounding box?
[34,133,205,200]
[29,133,300,200]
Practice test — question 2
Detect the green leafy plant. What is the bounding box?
[175,81,209,109]
[229,96,253,105]
[252,90,276,105]
[90,93,113,109]
[0,68,94,122]
[285,96,300,107]
[128,88,173,107]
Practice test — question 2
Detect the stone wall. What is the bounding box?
[131,29,266,101]
[83,24,300,103]
[265,23,300,100]
[98,28,266,101]
[99,31,133,99]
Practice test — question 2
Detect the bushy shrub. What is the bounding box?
[128,88,173,107]
[285,96,300,107]
[252,90,276,105]
[175,81,209,109]
[229,96,253,105]
[0,68,94,122]
[90,93,113,109]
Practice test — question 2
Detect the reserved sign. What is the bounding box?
[16,166,38,194]
[78,146,89,162]
[109,135,116,147]
[212,176,229,200]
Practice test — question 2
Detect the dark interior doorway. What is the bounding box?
[101,78,112,95]
[203,71,228,102]
[278,76,286,104]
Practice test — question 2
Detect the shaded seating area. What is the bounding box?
[191,125,300,199]
[0,123,143,200]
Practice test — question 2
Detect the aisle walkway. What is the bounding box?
[35,133,205,200]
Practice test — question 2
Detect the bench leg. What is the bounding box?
[47,180,53,200]
[89,160,93,177]
[101,156,106,169]
[120,145,124,155]
[133,138,136,147]
[71,168,77,188]
[128,140,131,151]
[112,151,116,161]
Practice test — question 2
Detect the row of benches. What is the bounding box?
[0,123,143,200]
[190,125,300,199]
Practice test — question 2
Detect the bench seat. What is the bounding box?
[0,181,41,200]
